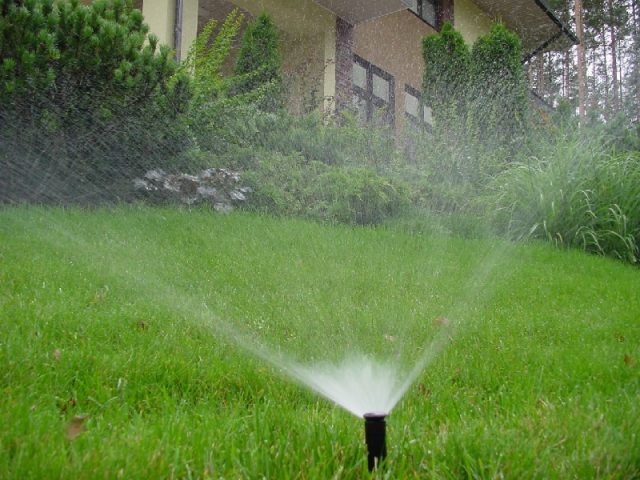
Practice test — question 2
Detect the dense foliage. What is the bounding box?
[231,12,282,111]
[0,0,191,202]
[422,22,470,123]
[416,23,527,213]
[422,22,528,154]
[491,128,640,263]
[469,24,528,151]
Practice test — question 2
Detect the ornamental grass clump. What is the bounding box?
[491,129,640,264]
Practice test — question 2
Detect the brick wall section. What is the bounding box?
[334,17,354,111]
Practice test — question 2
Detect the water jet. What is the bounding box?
[363,412,387,472]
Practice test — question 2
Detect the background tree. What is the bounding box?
[528,0,640,137]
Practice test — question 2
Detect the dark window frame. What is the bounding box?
[408,0,441,29]
[352,54,395,127]
[404,84,432,133]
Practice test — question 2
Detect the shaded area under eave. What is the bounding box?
[472,0,578,55]
[312,0,409,25]
[313,0,577,57]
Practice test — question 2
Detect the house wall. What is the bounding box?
[353,10,434,133]
[137,0,497,132]
[454,0,494,45]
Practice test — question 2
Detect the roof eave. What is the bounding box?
[534,0,579,46]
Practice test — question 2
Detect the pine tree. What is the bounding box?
[0,0,191,202]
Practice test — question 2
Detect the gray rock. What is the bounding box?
[133,167,250,211]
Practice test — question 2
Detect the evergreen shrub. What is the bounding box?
[0,0,191,203]
[416,22,528,213]
[231,12,282,111]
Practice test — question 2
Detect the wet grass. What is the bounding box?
[1,205,639,479]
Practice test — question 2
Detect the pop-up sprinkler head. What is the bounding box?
[363,412,387,472]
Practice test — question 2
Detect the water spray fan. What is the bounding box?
[363,412,387,471]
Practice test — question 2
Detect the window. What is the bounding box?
[352,55,395,127]
[404,84,433,132]
[408,0,439,28]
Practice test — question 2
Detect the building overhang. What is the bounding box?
[471,0,578,56]
[312,0,577,56]
[312,0,410,25]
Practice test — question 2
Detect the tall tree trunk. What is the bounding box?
[634,0,640,120]
[537,52,545,95]
[563,49,571,98]
[591,48,599,112]
[575,0,587,120]
[608,0,619,113]
[602,27,610,118]
[617,34,623,105]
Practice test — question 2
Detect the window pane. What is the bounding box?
[405,0,418,12]
[405,91,419,118]
[372,73,390,101]
[421,0,437,25]
[353,62,367,89]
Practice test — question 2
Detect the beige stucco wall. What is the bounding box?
[141,0,198,61]
[454,0,494,45]
[353,10,434,134]
[181,0,199,61]
[143,0,175,47]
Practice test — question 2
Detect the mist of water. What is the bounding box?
[11,207,513,420]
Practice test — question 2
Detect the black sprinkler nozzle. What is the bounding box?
[363,412,387,472]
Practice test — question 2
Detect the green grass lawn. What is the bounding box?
[1,206,639,479]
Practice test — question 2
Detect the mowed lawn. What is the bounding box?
[1,206,639,479]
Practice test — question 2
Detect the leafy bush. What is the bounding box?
[422,21,527,148]
[404,126,505,213]
[187,100,401,172]
[491,128,640,264]
[242,151,411,225]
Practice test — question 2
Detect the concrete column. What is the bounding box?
[323,20,337,114]
[179,0,199,61]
